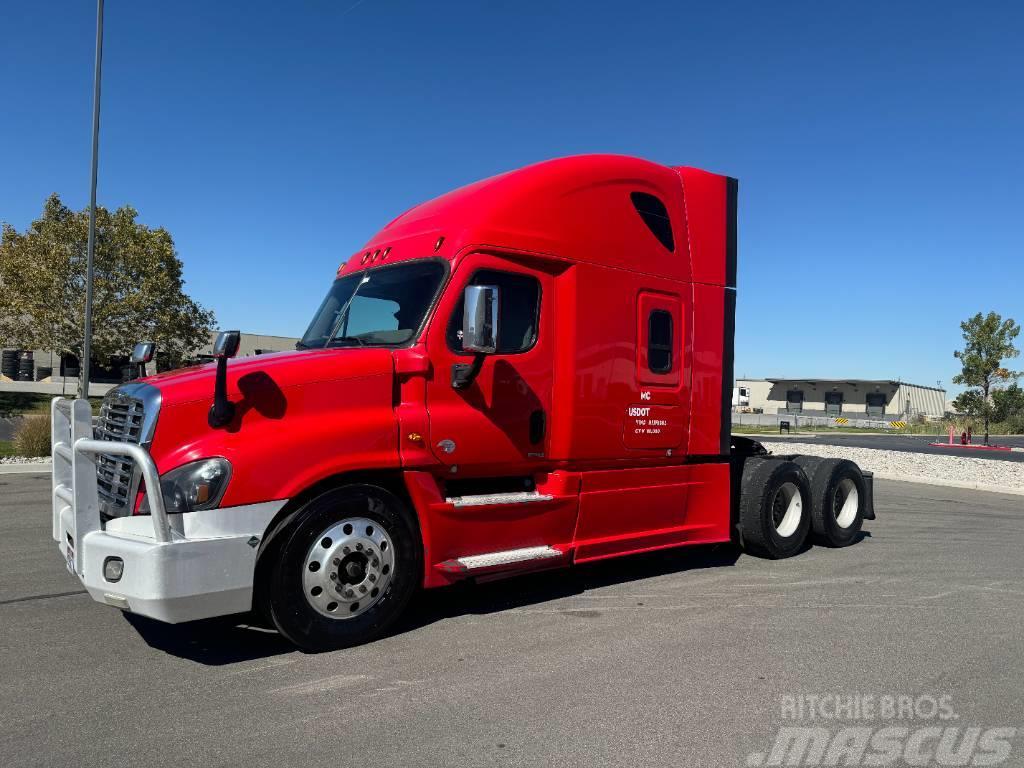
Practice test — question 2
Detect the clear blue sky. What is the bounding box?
[3,1,1022,393]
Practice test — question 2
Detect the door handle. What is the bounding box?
[529,409,546,444]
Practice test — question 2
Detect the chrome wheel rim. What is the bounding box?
[834,478,859,529]
[302,517,395,619]
[771,481,803,538]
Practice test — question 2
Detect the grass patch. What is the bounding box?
[0,393,53,417]
[729,423,942,436]
[734,420,1022,437]
[0,393,104,418]
[0,440,15,457]
[732,424,878,435]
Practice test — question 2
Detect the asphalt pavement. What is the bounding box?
[757,432,1024,462]
[3,472,1024,767]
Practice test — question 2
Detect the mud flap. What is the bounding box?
[861,470,877,520]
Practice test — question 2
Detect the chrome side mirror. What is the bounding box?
[462,285,499,354]
[130,342,155,365]
[130,342,156,378]
[453,285,500,390]
[212,330,241,359]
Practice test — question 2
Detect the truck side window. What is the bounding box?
[447,270,541,354]
[647,310,673,373]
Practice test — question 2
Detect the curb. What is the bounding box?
[0,461,53,475]
[870,472,1024,497]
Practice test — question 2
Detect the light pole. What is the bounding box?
[79,0,104,400]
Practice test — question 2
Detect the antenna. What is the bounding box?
[79,0,104,400]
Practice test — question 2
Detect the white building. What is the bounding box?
[735,378,947,419]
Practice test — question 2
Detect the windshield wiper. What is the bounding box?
[331,336,366,347]
[326,274,371,346]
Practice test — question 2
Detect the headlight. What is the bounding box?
[140,458,232,515]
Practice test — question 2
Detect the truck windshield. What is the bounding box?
[299,260,446,349]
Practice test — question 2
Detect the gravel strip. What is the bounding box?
[0,456,51,465]
[762,441,1024,490]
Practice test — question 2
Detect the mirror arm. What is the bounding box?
[208,356,236,427]
[451,353,486,390]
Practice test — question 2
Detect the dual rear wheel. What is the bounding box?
[738,457,866,559]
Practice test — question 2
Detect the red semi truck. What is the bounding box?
[51,155,874,650]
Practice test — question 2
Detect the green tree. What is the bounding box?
[0,194,215,372]
[992,383,1024,426]
[952,311,1021,444]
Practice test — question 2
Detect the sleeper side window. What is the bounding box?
[636,292,682,387]
[447,269,541,354]
[647,310,673,374]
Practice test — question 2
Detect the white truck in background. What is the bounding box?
[732,385,750,409]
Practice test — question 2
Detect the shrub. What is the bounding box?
[13,415,51,457]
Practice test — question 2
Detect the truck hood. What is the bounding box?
[140,347,395,407]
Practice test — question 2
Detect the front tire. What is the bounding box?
[738,458,811,559]
[266,484,422,651]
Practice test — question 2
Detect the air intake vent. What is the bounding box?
[630,192,674,252]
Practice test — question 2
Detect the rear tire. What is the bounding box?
[738,458,811,559]
[266,484,422,651]
[793,457,866,547]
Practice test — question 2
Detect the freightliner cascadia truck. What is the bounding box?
[51,155,875,651]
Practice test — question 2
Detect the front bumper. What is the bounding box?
[71,525,262,622]
[51,397,284,623]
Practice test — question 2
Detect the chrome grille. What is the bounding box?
[94,387,157,517]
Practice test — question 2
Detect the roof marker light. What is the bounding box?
[361,252,370,264]
[372,249,381,262]
[382,247,391,259]
[434,236,444,252]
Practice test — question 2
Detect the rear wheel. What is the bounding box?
[793,457,866,547]
[738,458,811,559]
[266,484,421,651]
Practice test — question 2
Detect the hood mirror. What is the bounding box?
[130,342,156,378]
[213,330,241,359]
[130,342,155,364]
[208,330,241,428]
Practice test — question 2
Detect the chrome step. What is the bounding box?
[446,491,553,508]
[438,545,563,573]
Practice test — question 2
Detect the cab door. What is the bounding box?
[424,253,553,476]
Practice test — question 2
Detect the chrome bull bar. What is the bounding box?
[51,397,171,576]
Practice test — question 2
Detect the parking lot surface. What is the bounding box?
[2,472,1024,767]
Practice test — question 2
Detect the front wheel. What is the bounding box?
[266,484,422,651]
